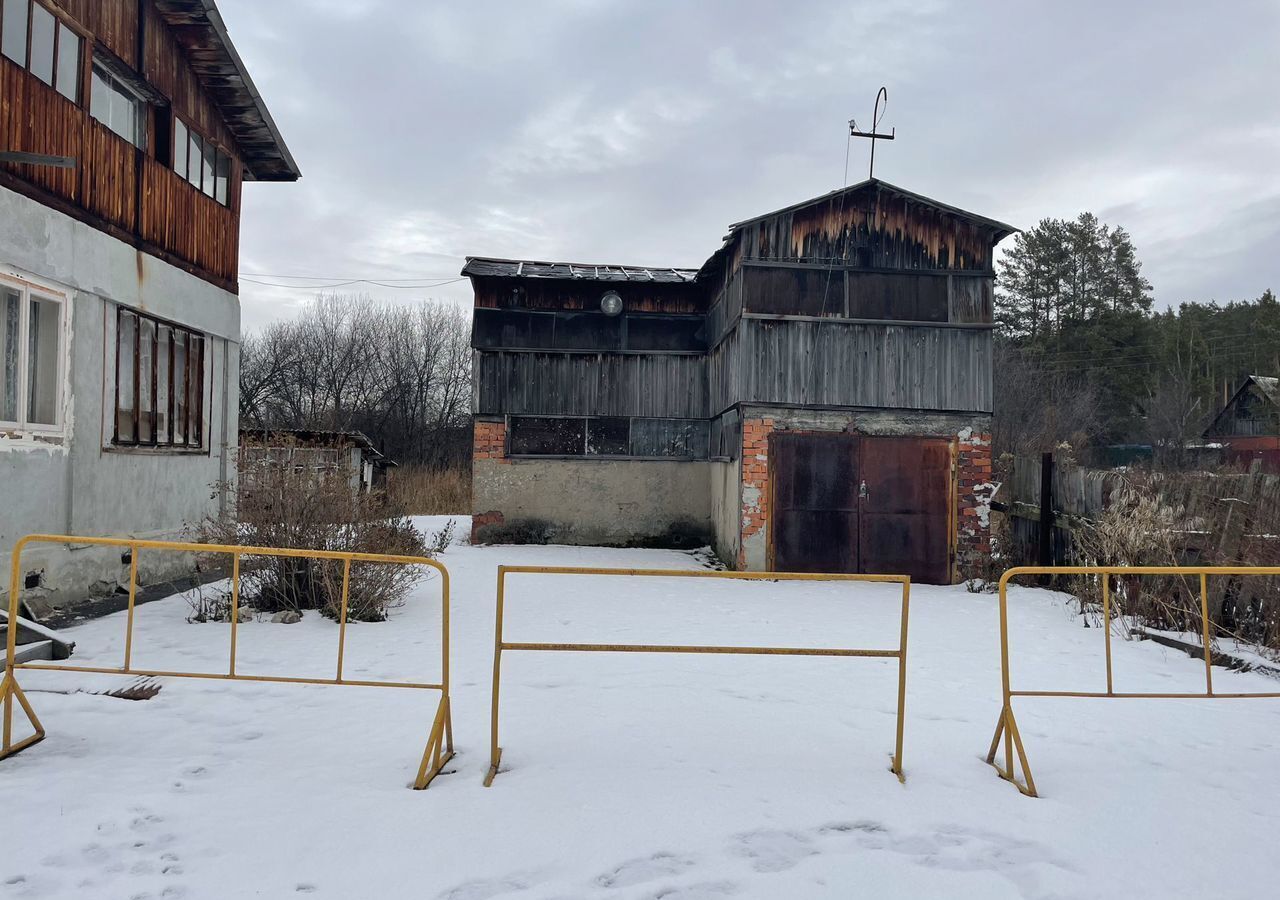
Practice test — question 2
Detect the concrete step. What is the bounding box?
[10,639,55,663]
[0,611,76,660]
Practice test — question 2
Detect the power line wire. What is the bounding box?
[241,272,463,281]
[240,276,468,291]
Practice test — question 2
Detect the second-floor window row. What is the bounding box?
[2,0,82,102]
[173,118,231,207]
[3,1,234,209]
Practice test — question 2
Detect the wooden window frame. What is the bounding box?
[89,58,148,148]
[0,269,69,436]
[173,114,234,209]
[0,0,87,102]
[113,307,206,451]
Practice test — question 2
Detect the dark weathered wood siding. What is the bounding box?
[473,352,708,418]
[470,183,1005,425]
[472,276,704,313]
[709,319,992,414]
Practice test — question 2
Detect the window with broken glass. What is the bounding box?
[507,416,709,459]
[114,307,205,449]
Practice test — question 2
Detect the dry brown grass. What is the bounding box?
[386,465,471,515]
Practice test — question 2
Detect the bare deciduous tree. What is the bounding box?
[240,294,472,467]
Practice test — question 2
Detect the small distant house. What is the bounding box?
[1204,376,1280,472]
[239,429,394,494]
[465,178,1015,583]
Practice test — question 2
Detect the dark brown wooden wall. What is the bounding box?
[472,277,706,314]
[2,1,242,287]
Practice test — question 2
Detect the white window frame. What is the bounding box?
[0,268,70,437]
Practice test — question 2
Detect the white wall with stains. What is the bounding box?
[0,186,240,618]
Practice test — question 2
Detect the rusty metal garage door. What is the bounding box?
[770,432,860,574]
[770,432,952,584]
[858,437,952,584]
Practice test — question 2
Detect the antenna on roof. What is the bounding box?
[849,87,895,179]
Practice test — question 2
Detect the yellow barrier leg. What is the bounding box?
[985,705,1037,797]
[484,567,506,787]
[0,671,46,760]
[412,694,455,790]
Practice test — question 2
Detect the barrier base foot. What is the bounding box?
[483,748,502,787]
[985,705,1037,797]
[412,695,454,790]
[415,749,455,790]
[0,671,46,760]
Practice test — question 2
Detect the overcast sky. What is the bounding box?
[219,0,1280,332]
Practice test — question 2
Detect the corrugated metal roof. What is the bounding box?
[462,257,698,283]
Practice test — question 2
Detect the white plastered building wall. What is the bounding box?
[0,184,239,618]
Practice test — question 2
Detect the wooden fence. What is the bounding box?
[998,454,1280,568]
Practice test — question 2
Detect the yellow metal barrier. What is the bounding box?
[2,534,454,789]
[989,565,1280,797]
[485,565,911,786]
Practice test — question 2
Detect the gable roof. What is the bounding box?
[1204,375,1280,436]
[462,257,698,283]
[153,1,300,181]
[725,178,1017,239]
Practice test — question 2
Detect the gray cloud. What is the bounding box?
[221,0,1280,331]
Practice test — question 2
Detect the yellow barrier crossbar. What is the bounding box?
[2,534,454,790]
[485,564,911,786]
[988,564,1280,797]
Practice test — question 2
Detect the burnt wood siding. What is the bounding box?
[473,352,708,419]
[1,1,243,286]
[710,320,992,414]
[736,190,993,271]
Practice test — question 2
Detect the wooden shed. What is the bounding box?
[1204,376,1280,472]
[466,179,1015,583]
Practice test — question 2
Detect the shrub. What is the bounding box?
[199,466,442,622]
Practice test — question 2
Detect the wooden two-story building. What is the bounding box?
[0,0,298,616]
[467,179,1013,583]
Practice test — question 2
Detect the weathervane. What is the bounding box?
[849,87,895,179]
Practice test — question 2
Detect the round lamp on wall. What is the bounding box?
[600,290,624,316]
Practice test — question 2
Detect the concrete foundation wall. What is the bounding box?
[472,456,712,547]
[709,459,740,567]
[1,186,238,618]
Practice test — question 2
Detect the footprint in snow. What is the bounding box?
[730,830,817,873]
[436,876,530,900]
[649,881,739,899]
[595,852,696,888]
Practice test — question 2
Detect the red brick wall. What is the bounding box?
[473,420,508,463]
[472,419,509,539]
[738,417,775,568]
[956,430,994,578]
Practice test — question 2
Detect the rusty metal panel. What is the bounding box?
[858,437,951,584]
[771,432,860,573]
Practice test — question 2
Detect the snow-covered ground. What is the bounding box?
[3,515,1278,899]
